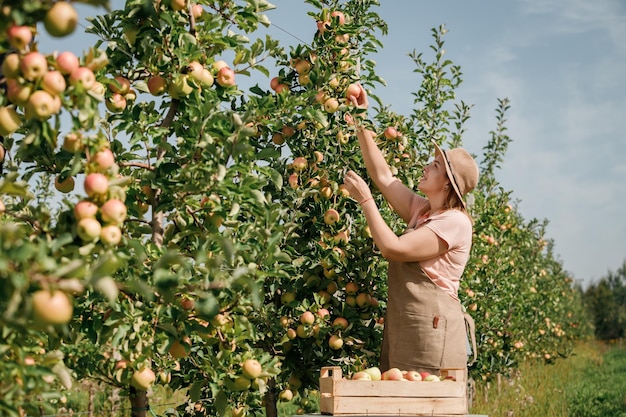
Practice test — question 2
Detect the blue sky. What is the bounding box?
[40,0,626,287]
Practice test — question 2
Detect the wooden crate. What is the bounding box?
[319,366,468,416]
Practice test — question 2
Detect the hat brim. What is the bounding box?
[432,140,466,208]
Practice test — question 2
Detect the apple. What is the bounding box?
[294,59,312,75]
[169,74,194,99]
[288,173,298,188]
[0,106,21,136]
[291,156,307,171]
[316,308,330,319]
[6,80,30,106]
[106,93,127,113]
[274,83,289,93]
[84,173,109,197]
[0,200,5,214]
[131,367,156,390]
[296,324,310,338]
[77,217,102,241]
[92,148,115,171]
[356,292,372,308]
[170,0,187,11]
[281,125,295,138]
[363,367,382,381]
[323,208,340,225]
[328,334,343,350]
[192,4,204,19]
[100,199,127,225]
[2,53,21,78]
[7,25,33,50]
[90,81,106,100]
[26,90,57,120]
[382,368,403,381]
[20,51,48,81]
[270,76,281,91]
[109,76,131,95]
[55,175,75,193]
[383,126,399,140]
[62,133,83,153]
[344,281,359,295]
[330,11,346,25]
[216,66,236,87]
[56,51,79,75]
[32,290,73,324]
[298,73,310,86]
[335,34,349,43]
[232,375,251,391]
[324,97,339,113]
[300,311,315,325]
[44,1,79,37]
[419,371,431,380]
[147,75,167,96]
[100,224,122,245]
[241,359,262,379]
[346,83,362,101]
[74,200,98,219]
[404,370,422,381]
[280,291,295,304]
[213,60,229,72]
[351,371,371,381]
[70,67,96,90]
[278,389,293,402]
[316,20,330,34]
[329,77,340,89]
[42,70,67,96]
[286,328,297,340]
[424,374,441,382]
[332,317,348,330]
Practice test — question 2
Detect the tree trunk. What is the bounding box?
[130,386,149,417]
[264,377,278,417]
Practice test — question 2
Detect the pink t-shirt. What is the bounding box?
[406,197,473,301]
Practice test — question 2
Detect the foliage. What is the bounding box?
[583,260,626,340]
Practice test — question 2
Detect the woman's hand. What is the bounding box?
[345,83,369,126]
[342,170,373,204]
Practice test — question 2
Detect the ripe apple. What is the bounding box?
[288,173,298,188]
[330,11,346,25]
[145,76,165,96]
[109,76,131,95]
[62,133,83,153]
[424,374,441,382]
[344,281,358,295]
[170,0,187,11]
[55,175,75,193]
[212,60,229,72]
[56,51,79,75]
[419,371,431,380]
[280,291,295,304]
[294,59,312,75]
[356,292,372,308]
[192,4,204,18]
[324,97,339,113]
[2,53,21,78]
[100,224,122,245]
[298,73,310,86]
[404,370,422,381]
[77,217,102,241]
[241,359,262,379]
[92,148,115,171]
[328,334,343,350]
[100,199,127,225]
[7,25,33,50]
[42,70,67,95]
[346,83,362,101]
[274,83,289,93]
[169,74,194,99]
[300,310,315,325]
[351,371,371,381]
[291,156,307,172]
[216,66,236,87]
[323,208,340,225]
[32,290,73,324]
[316,20,330,34]
[0,106,21,136]
[332,317,348,330]
[20,51,48,81]
[315,90,327,104]
[84,173,108,197]
[382,368,403,381]
[270,76,281,91]
[131,367,156,390]
[26,90,57,120]
[383,126,399,140]
[74,200,98,219]
[70,67,96,90]
[6,79,31,106]
[281,125,295,138]
[363,367,382,381]
[278,389,293,402]
[44,1,79,37]
[106,93,127,113]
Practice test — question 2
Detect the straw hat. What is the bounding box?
[432,140,479,208]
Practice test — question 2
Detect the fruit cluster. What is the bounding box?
[350,366,455,382]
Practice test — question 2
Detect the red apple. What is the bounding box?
[351,371,371,381]
[92,148,115,171]
[2,53,21,78]
[84,173,108,197]
[100,198,127,225]
[419,371,431,380]
[56,51,79,75]
[144,75,165,96]
[291,156,307,172]
[0,106,21,136]
[106,93,127,113]
[288,173,298,189]
[100,224,122,245]
[404,370,422,381]
[55,175,75,193]
[294,59,312,75]
[42,70,67,95]
[74,200,98,219]
[383,126,399,140]
[346,83,362,101]
[7,25,33,50]
[330,11,346,25]
[300,311,315,325]
[70,67,96,90]
[32,290,73,324]
[216,66,236,87]
[131,367,156,390]
[274,83,289,93]
[76,217,102,241]
[109,76,131,95]
[316,20,330,34]
[192,4,204,18]
[323,208,340,225]
[241,359,262,379]
[26,90,57,120]
[62,133,83,153]
[270,76,281,91]
[44,1,79,37]
[332,317,348,330]
[382,367,403,381]
[20,51,48,81]
[356,292,372,308]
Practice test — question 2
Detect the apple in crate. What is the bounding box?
[382,368,403,381]
[404,370,422,381]
[351,371,371,380]
[363,366,382,381]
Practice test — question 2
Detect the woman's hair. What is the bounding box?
[416,175,474,223]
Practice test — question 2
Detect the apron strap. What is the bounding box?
[464,312,478,366]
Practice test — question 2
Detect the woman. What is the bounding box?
[342,84,478,374]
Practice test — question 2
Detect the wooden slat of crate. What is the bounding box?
[319,367,468,416]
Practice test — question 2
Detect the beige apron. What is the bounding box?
[380,259,477,374]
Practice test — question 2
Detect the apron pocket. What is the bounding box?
[392,312,447,370]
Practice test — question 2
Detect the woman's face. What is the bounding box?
[418,153,450,195]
